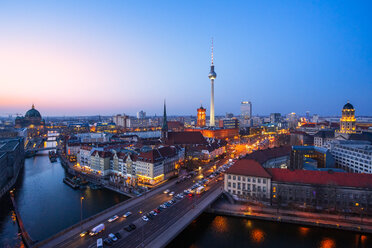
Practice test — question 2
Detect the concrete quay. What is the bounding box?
[207,201,372,234]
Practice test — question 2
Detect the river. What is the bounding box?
[167,213,371,248]
[0,136,129,247]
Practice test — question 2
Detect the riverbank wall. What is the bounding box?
[207,201,372,234]
[0,138,24,199]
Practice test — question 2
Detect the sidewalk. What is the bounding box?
[209,201,372,234]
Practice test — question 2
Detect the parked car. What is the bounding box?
[142,216,149,222]
[124,223,136,232]
[97,238,103,248]
[169,191,175,196]
[115,232,122,239]
[108,233,118,242]
[104,238,113,246]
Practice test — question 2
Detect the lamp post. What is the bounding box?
[139,210,144,247]
[80,196,84,231]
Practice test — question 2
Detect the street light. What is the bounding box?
[80,197,84,231]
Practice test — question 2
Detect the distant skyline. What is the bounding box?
[1,1,371,116]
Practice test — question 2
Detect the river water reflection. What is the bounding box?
[0,143,128,247]
[167,213,371,248]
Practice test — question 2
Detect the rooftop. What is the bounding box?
[226,159,272,178]
[244,146,291,164]
[268,168,372,188]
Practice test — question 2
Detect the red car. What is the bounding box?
[154,209,160,214]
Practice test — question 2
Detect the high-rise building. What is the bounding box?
[137,110,146,119]
[312,114,319,123]
[241,101,252,119]
[197,105,206,127]
[113,114,129,128]
[208,39,217,127]
[270,113,281,123]
[338,101,356,134]
[287,112,298,129]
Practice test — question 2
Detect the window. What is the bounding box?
[233,176,236,180]
[263,179,266,184]
[243,183,246,189]
[247,177,251,182]
[228,182,231,187]
[252,178,256,183]
[242,177,246,182]
[238,176,241,181]
[238,182,241,189]
[257,178,261,183]
[233,183,236,188]
[228,175,231,179]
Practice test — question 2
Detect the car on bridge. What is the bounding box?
[89,223,105,236]
[108,215,119,222]
[123,211,132,218]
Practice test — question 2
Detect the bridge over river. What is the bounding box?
[34,175,224,248]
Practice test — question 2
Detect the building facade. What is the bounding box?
[197,105,206,127]
[314,130,335,147]
[337,101,356,134]
[224,159,272,201]
[326,140,372,173]
[269,168,372,214]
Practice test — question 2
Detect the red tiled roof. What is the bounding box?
[137,146,179,163]
[226,159,272,178]
[268,168,372,188]
[166,131,207,145]
[167,121,184,130]
[245,146,291,164]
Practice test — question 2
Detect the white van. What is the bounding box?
[90,223,105,236]
[97,238,103,248]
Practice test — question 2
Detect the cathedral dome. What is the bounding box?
[343,102,354,110]
[25,104,41,118]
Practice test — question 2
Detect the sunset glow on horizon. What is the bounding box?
[1,1,371,116]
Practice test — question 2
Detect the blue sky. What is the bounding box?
[0,0,371,116]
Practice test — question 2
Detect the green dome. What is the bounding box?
[25,104,41,118]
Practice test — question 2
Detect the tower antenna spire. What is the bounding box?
[211,37,214,65]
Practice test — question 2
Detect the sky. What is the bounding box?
[0,0,371,117]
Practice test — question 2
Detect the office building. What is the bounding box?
[270,113,281,123]
[326,140,372,173]
[241,101,252,119]
[137,111,146,119]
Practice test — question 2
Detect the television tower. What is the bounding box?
[208,39,217,127]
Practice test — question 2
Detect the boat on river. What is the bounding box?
[63,177,79,189]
